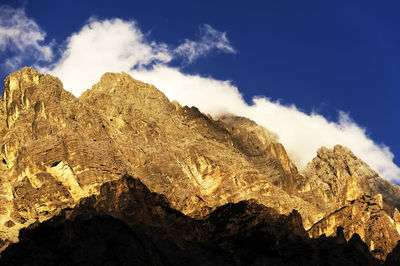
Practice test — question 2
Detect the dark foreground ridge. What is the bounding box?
[0,175,388,266]
[1,67,400,265]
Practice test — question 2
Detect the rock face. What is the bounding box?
[0,67,399,262]
[304,145,400,214]
[78,71,323,228]
[0,176,379,266]
[0,68,127,250]
[304,145,400,259]
[308,195,400,260]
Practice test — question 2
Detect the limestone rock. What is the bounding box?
[304,145,400,214]
[0,176,379,266]
[308,194,400,260]
[0,67,320,249]
[0,67,399,261]
[0,68,128,249]
[79,71,323,229]
[219,114,328,208]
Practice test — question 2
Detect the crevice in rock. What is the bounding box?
[50,161,61,167]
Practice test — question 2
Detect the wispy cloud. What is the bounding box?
[0,6,53,71]
[174,24,236,63]
[2,10,399,182]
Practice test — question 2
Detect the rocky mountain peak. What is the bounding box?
[4,67,55,128]
[317,144,355,157]
[80,71,174,118]
[308,194,400,260]
[306,144,400,208]
[304,144,400,258]
[0,67,399,263]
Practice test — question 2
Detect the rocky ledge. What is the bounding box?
[0,176,381,266]
[0,67,399,263]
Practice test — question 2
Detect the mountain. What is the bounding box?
[0,67,399,264]
[0,175,379,265]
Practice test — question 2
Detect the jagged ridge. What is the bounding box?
[0,67,399,260]
[0,176,380,266]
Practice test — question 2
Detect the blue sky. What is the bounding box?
[0,0,399,182]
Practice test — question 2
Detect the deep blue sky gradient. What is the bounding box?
[1,0,399,166]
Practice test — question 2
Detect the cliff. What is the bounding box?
[0,67,399,262]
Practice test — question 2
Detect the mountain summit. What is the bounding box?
[0,67,399,264]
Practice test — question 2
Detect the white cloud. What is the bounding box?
[174,24,236,63]
[39,18,172,95]
[39,20,236,95]
[0,6,53,70]
[133,65,246,114]
[7,15,397,182]
[132,65,400,183]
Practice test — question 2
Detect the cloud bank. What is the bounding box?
[2,6,399,182]
[40,18,172,95]
[132,66,400,182]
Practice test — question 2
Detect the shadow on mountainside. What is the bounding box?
[0,175,384,266]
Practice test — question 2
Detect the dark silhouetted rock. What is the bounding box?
[0,67,399,261]
[0,176,379,265]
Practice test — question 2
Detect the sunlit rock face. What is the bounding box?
[0,67,399,261]
[78,71,323,228]
[304,145,400,214]
[303,145,400,259]
[308,194,400,260]
[0,68,127,250]
[0,67,319,250]
[0,176,380,266]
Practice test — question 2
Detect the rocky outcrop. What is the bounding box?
[0,176,379,266]
[0,68,128,250]
[79,71,323,228]
[304,145,400,214]
[0,67,399,260]
[0,67,321,250]
[304,145,400,258]
[308,194,400,260]
[218,114,328,209]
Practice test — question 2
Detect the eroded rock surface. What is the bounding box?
[0,68,127,250]
[79,71,323,228]
[304,145,400,213]
[304,145,400,258]
[0,176,379,266]
[0,67,399,261]
[308,195,400,260]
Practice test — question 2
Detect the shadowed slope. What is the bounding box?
[0,67,399,259]
[0,176,379,266]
